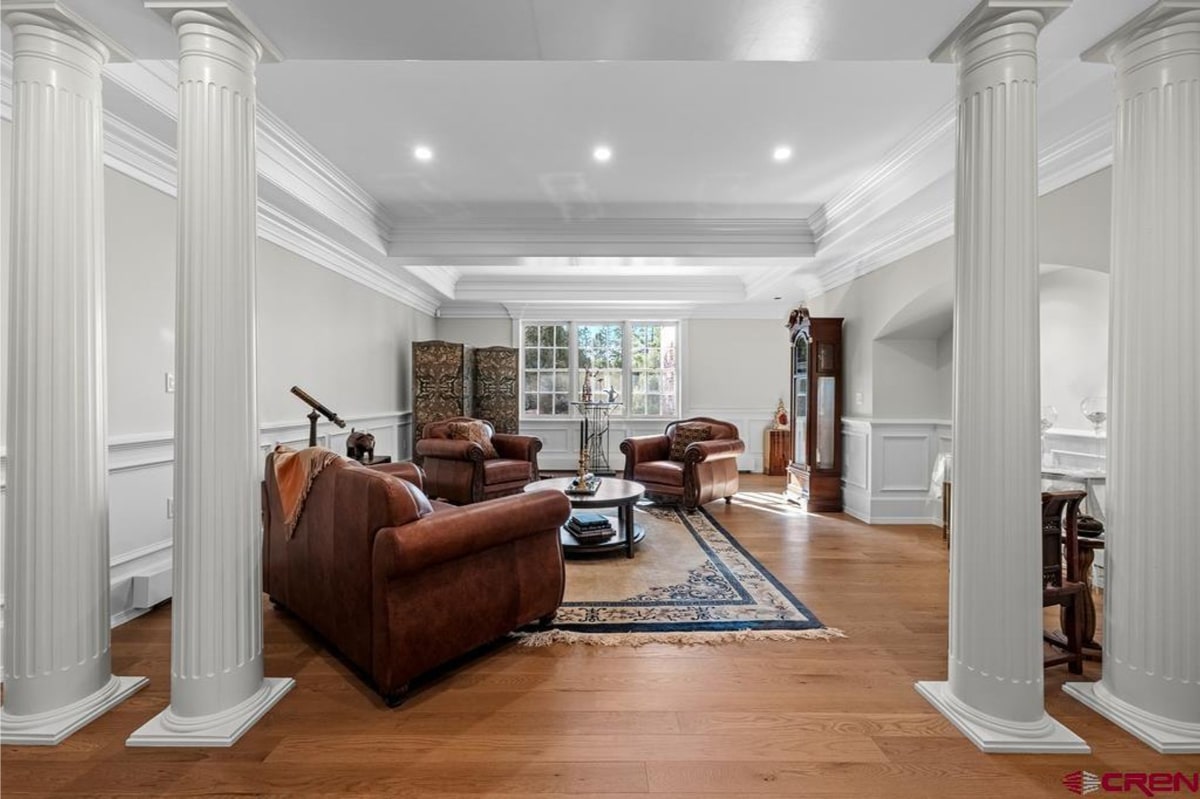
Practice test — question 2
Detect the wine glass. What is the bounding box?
[1040,406,1058,465]
[1080,396,1107,436]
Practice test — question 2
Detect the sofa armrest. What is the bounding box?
[684,438,746,465]
[491,433,542,464]
[368,461,425,491]
[620,435,671,473]
[374,490,570,579]
[416,437,485,462]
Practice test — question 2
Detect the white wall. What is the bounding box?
[0,121,435,628]
[257,240,435,426]
[106,167,177,436]
[1040,266,1109,434]
[685,318,789,414]
[806,237,956,419]
[434,317,514,348]
[872,338,946,419]
[1039,168,1112,273]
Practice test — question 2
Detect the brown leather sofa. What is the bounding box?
[262,453,569,705]
[620,417,746,510]
[415,416,542,505]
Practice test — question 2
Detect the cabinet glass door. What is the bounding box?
[815,376,836,469]
[793,341,808,466]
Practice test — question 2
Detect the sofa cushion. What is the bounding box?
[447,420,498,459]
[669,423,712,461]
[483,458,533,485]
[635,459,685,487]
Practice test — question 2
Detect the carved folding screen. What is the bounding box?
[473,346,519,434]
[411,340,467,462]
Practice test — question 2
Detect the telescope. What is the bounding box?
[291,386,345,447]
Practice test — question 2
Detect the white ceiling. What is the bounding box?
[254,60,954,220]
[15,0,1153,316]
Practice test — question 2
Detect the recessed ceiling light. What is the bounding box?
[592,145,613,163]
[413,145,434,162]
[773,145,793,162]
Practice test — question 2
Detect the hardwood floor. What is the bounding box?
[3,475,1194,797]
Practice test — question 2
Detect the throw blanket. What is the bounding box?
[273,444,342,538]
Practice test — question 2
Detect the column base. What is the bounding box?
[1064,681,1200,754]
[0,675,148,746]
[916,680,1089,753]
[126,677,293,748]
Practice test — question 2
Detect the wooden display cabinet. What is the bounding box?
[785,310,844,512]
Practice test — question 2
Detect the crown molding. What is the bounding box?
[453,273,744,304]
[815,201,956,297]
[434,299,784,321]
[808,100,956,251]
[402,265,460,298]
[388,217,815,259]
[103,111,177,196]
[0,53,438,317]
[257,106,394,251]
[1037,114,1113,195]
[257,205,439,316]
[100,59,394,254]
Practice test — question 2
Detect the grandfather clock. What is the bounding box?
[785,309,844,512]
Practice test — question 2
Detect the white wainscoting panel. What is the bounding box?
[0,411,413,646]
[841,419,871,523]
[841,418,950,525]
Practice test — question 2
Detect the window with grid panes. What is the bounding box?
[629,323,678,417]
[576,323,623,402]
[522,323,571,416]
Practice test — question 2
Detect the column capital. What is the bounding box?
[145,1,283,62]
[2,1,132,63]
[931,0,1070,64]
[1082,0,1200,64]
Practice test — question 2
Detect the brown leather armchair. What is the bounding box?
[262,453,569,705]
[620,417,745,510]
[415,416,542,505]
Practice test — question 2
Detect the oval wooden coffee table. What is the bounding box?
[523,477,646,559]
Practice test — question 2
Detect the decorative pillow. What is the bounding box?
[447,421,498,459]
[669,423,712,461]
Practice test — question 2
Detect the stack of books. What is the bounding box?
[566,512,615,543]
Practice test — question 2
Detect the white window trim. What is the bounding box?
[517,319,684,422]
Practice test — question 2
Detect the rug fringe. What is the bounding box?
[515,627,847,648]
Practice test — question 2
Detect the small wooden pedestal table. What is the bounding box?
[524,477,645,559]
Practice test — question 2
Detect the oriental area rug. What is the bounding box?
[518,504,844,647]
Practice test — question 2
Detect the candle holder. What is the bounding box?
[567,447,601,495]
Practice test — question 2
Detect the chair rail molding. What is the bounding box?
[0,411,413,651]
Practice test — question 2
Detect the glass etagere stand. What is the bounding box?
[570,400,622,475]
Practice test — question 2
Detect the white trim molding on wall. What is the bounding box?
[841,418,952,525]
[0,412,413,641]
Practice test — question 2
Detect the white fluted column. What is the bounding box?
[916,0,1088,753]
[127,6,291,747]
[0,6,146,745]
[1064,2,1200,755]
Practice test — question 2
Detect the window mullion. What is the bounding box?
[568,322,578,417]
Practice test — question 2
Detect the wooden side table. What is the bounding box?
[764,428,791,476]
